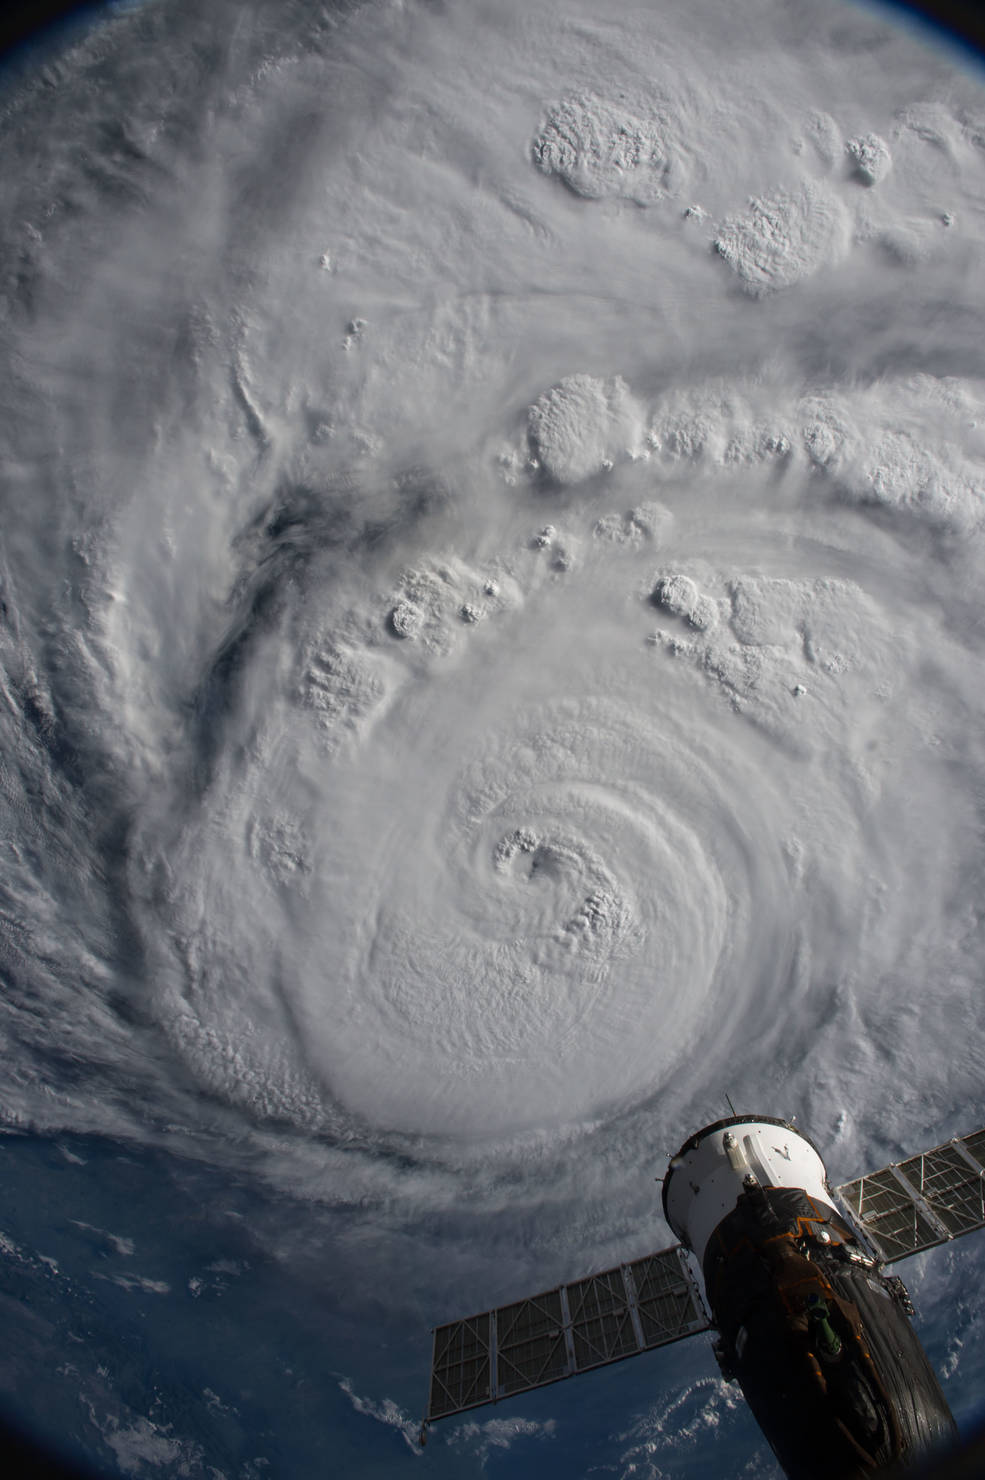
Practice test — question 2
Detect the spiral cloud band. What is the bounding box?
[130,418,981,1151]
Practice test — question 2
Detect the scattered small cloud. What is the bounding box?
[71,1221,136,1257]
[445,1414,558,1467]
[338,1377,423,1455]
[94,1272,171,1295]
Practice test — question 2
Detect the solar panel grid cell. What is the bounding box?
[961,1129,985,1169]
[630,1249,701,1347]
[568,1270,638,1370]
[837,1168,942,1260]
[495,1292,568,1395]
[897,1146,985,1238]
[428,1315,492,1417]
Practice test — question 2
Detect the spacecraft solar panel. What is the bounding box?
[836,1128,985,1263]
[426,1244,709,1422]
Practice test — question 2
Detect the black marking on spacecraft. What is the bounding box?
[421,1117,985,1478]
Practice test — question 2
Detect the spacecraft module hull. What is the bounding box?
[663,1117,955,1480]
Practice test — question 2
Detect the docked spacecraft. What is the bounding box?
[421,1115,985,1478]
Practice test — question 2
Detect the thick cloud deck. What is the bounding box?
[532,93,674,203]
[527,373,643,483]
[652,573,718,632]
[801,376,985,533]
[846,132,892,185]
[714,183,850,293]
[285,689,791,1135]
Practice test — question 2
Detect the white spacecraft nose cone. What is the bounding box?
[663,1116,833,1264]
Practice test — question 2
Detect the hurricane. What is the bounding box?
[1,0,984,1475]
